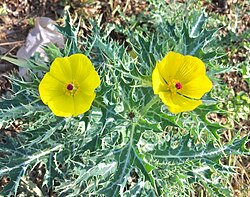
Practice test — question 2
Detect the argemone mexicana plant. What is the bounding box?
[0,7,249,197]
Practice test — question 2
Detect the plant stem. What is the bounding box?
[140,96,159,118]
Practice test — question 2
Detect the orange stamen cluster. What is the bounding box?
[166,79,182,94]
[64,80,80,96]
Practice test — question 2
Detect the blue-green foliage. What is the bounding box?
[0,6,249,197]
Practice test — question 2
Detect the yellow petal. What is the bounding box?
[39,73,64,104]
[49,56,72,82]
[47,95,75,117]
[79,70,101,95]
[47,53,95,83]
[175,55,206,85]
[157,51,184,83]
[69,54,98,82]
[179,75,213,99]
[152,65,169,94]
[46,92,96,117]
[73,92,96,116]
[158,92,202,114]
[67,54,100,95]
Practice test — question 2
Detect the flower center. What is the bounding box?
[64,80,80,96]
[166,79,182,94]
[175,82,182,89]
[67,84,74,90]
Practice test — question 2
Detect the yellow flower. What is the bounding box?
[39,54,100,117]
[152,51,212,114]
